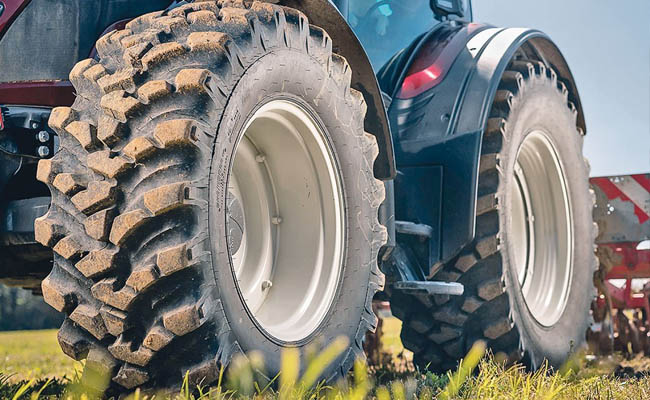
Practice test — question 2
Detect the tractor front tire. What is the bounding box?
[36,1,385,393]
[392,61,597,371]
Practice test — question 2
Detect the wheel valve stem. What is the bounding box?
[255,154,266,163]
[271,216,282,225]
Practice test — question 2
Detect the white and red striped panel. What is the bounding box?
[590,174,650,244]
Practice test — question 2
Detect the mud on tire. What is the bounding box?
[36,1,386,392]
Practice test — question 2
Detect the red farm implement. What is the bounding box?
[589,174,650,354]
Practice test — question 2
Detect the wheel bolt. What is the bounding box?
[37,130,50,142]
[261,280,272,290]
[271,216,282,225]
[37,146,50,157]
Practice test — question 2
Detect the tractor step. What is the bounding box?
[394,221,433,238]
[392,281,464,295]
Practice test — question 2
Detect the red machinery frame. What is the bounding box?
[590,174,650,354]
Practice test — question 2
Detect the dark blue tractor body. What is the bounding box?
[308,0,586,279]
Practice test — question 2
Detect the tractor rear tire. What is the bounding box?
[392,61,597,371]
[36,1,386,393]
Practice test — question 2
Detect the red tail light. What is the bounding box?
[398,24,483,99]
[399,64,443,99]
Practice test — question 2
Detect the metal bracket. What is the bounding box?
[395,220,433,238]
[393,280,464,296]
[0,105,56,159]
[0,196,49,233]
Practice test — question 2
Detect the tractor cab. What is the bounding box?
[343,0,472,71]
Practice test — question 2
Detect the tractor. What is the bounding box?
[0,0,597,393]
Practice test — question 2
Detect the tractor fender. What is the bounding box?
[275,0,395,180]
[391,26,585,267]
[455,28,586,137]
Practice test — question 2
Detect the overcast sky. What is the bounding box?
[473,0,650,177]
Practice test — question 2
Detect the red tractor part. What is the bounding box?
[589,174,650,355]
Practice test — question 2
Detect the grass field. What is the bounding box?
[0,330,78,383]
[1,322,650,399]
[0,320,408,384]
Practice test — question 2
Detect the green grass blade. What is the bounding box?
[279,347,300,400]
[391,381,405,400]
[376,386,390,400]
[438,340,486,400]
[11,378,35,400]
[31,377,52,400]
[298,336,349,390]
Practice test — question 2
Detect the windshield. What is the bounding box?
[348,0,472,72]
[349,0,441,71]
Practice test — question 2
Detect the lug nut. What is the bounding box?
[37,146,50,157]
[261,280,272,290]
[271,216,282,225]
[37,130,50,142]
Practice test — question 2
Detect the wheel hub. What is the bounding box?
[510,131,574,327]
[225,99,345,342]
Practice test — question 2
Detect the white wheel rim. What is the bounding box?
[510,131,573,327]
[227,99,345,342]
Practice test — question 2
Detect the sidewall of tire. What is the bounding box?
[499,82,593,366]
[209,49,378,378]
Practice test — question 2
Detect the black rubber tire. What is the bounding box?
[36,1,386,393]
[391,60,598,372]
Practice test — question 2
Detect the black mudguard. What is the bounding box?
[389,25,586,271]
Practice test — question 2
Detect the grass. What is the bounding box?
[0,330,78,382]
[1,323,650,399]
